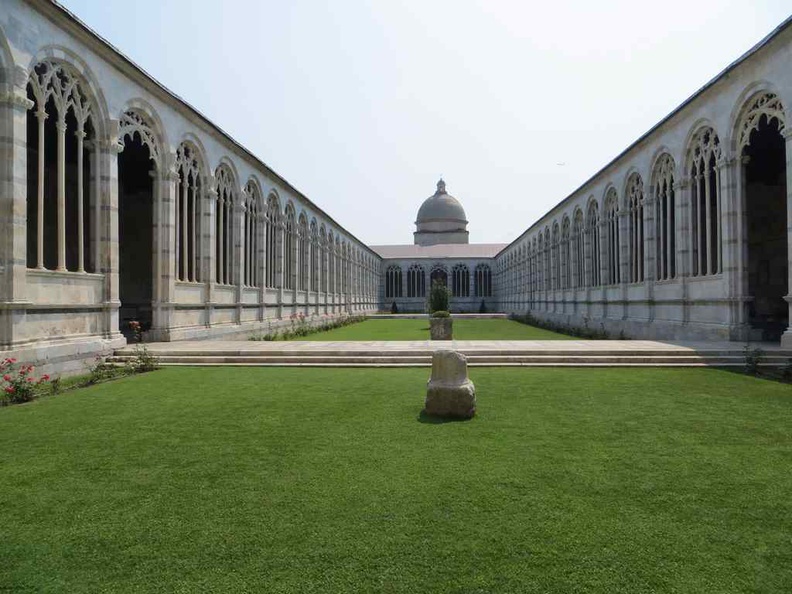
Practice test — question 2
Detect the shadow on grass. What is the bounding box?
[714,365,792,385]
[417,409,474,424]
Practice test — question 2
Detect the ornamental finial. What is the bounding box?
[436,178,446,194]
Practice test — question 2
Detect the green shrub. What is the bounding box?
[744,345,764,376]
[391,301,398,314]
[432,310,450,318]
[428,280,450,314]
[250,314,367,341]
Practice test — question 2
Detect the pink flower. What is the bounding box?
[41,374,50,381]
[26,377,35,383]
[2,374,10,382]
[4,386,14,394]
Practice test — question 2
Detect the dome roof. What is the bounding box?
[416,179,468,226]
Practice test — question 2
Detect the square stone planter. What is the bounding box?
[430,317,453,340]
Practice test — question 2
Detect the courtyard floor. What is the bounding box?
[292,318,577,341]
[1,367,790,592]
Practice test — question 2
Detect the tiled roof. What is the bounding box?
[370,243,507,259]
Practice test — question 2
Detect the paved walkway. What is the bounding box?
[122,339,790,355]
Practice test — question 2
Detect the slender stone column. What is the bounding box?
[780,129,792,348]
[217,194,224,285]
[56,117,67,271]
[35,108,45,269]
[75,127,86,272]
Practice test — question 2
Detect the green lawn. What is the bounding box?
[293,317,575,340]
[1,367,791,592]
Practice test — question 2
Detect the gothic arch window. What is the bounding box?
[573,210,585,288]
[310,220,319,292]
[214,164,236,286]
[736,92,786,151]
[173,143,203,282]
[26,59,99,273]
[265,194,280,288]
[119,109,160,166]
[604,189,620,285]
[407,264,425,298]
[475,264,492,297]
[586,201,601,287]
[688,126,722,276]
[537,235,545,292]
[452,263,470,297]
[243,180,261,287]
[736,92,788,335]
[283,204,296,290]
[652,154,676,281]
[298,213,308,291]
[625,173,644,283]
[561,217,571,290]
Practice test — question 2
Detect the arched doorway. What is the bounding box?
[741,96,787,340]
[118,129,155,338]
[430,266,448,289]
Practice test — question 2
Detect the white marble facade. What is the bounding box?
[1,1,792,376]
[0,0,380,373]
[495,18,792,346]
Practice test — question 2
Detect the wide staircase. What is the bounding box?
[109,341,792,368]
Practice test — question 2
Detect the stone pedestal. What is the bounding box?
[430,317,453,340]
[424,349,476,419]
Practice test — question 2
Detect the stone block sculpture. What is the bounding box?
[424,349,476,419]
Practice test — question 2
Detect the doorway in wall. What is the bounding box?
[118,134,154,338]
[744,114,787,341]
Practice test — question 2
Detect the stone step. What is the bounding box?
[114,348,791,358]
[107,361,780,368]
[107,354,787,366]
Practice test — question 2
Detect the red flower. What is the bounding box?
[41,374,50,381]
[2,374,10,382]
[4,386,14,394]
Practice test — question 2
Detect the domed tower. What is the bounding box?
[414,179,469,246]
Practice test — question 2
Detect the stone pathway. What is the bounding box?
[111,340,792,368]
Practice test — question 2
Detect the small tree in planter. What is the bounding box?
[428,280,452,340]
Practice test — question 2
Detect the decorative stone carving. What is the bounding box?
[424,350,476,419]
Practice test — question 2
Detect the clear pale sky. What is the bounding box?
[60,0,791,246]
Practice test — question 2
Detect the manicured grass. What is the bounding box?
[1,367,791,592]
[293,317,576,340]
